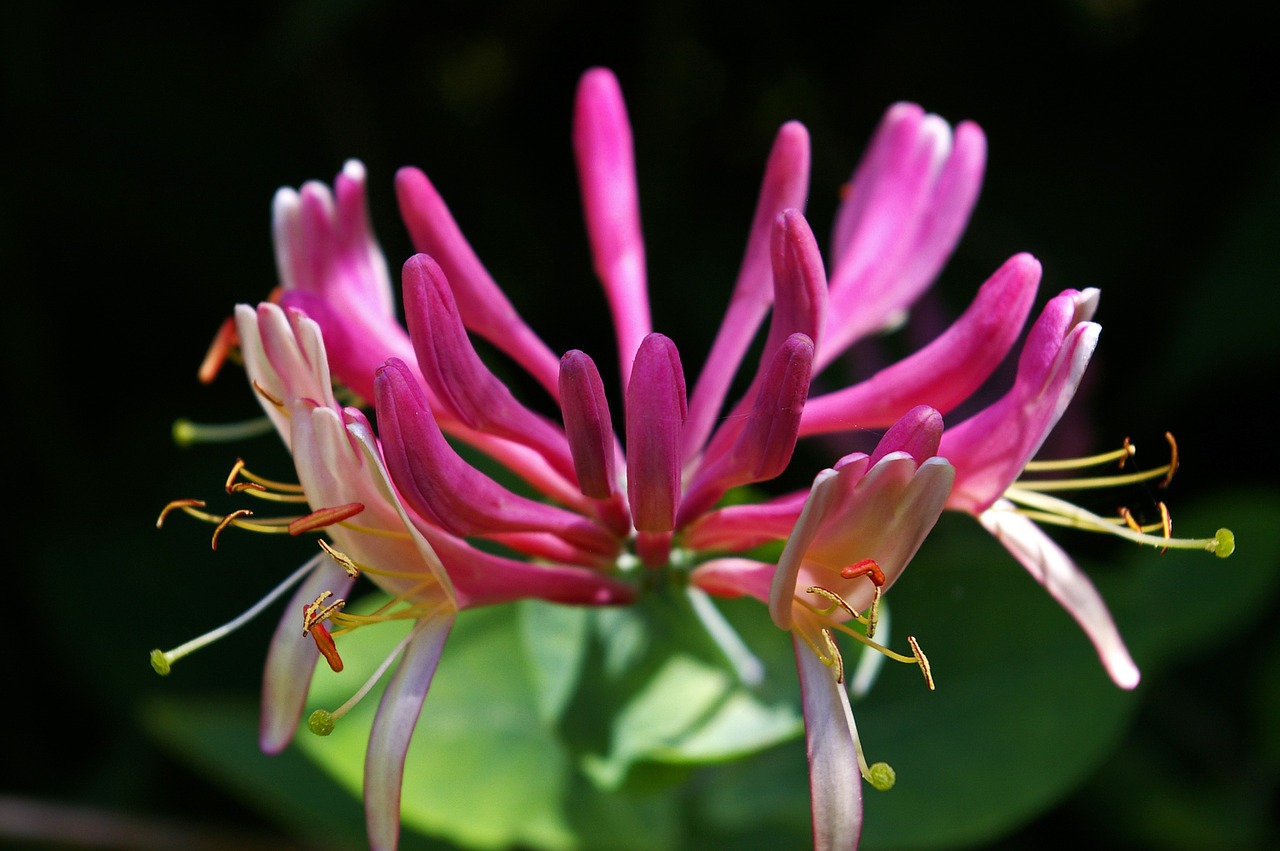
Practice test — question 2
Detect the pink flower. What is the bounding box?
[153,66,1233,851]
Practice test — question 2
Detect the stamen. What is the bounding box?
[821,628,844,684]
[197,316,239,384]
[156,499,205,529]
[907,635,934,690]
[805,585,858,620]
[1022,440,1135,472]
[288,503,365,536]
[211,509,254,550]
[317,540,361,578]
[303,591,347,673]
[149,554,323,675]
[307,619,434,736]
[1161,432,1179,488]
[1005,487,1234,558]
[253,380,285,409]
[227,461,307,495]
[1158,501,1172,554]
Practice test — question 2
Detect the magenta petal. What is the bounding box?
[364,613,454,851]
[979,501,1140,689]
[941,288,1101,513]
[258,555,355,754]
[374,358,618,558]
[794,635,863,851]
[394,166,561,396]
[559,349,620,499]
[574,67,651,385]
[678,333,814,525]
[868,404,943,466]
[401,253,577,482]
[686,120,812,457]
[801,253,1041,434]
[625,333,687,532]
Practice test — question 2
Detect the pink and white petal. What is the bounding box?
[364,613,455,851]
[681,489,809,553]
[978,502,1140,689]
[795,636,863,851]
[801,254,1040,434]
[685,121,811,459]
[689,557,776,604]
[259,553,355,754]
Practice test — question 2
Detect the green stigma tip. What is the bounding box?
[867,762,896,792]
[308,709,335,736]
[150,649,171,676]
[171,419,197,448]
[1213,529,1235,559]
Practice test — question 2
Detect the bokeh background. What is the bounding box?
[6,0,1279,848]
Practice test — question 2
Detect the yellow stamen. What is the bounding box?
[211,509,255,550]
[907,635,934,690]
[253,380,285,409]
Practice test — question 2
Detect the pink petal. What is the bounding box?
[401,254,578,483]
[625,333,687,532]
[364,613,455,851]
[678,333,813,525]
[394,166,561,397]
[802,253,1041,434]
[682,488,809,553]
[574,67,651,385]
[559,349,621,499]
[685,121,812,457]
[374,358,619,560]
[689,557,776,604]
[941,289,1101,513]
[978,502,1140,689]
[794,635,863,851]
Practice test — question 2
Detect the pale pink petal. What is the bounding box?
[258,554,354,754]
[682,489,809,553]
[364,613,455,851]
[685,121,811,457]
[625,333,686,532]
[394,166,561,397]
[574,67,650,385]
[802,253,1040,434]
[689,557,776,604]
[795,635,862,851]
[941,289,1101,513]
[978,502,1140,689]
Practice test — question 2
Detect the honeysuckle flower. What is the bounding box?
[152,63,1235,851]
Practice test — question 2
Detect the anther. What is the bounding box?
[302,591,346,635]
[1158,502,1173,554]
[821,628,845,684]
[865,585,882,639]
[198,316,238,385]
[288,503,365,536]
[211,509,253,550]
[1118,506,1143,534]
[318,539,361,577]
[806,586,858,620]
[1161,432,1179,488]
[840,558,885,586]
[907,635,934,690]
[253,380,285,409]
[156,499,206,529]
[224,458,249,493]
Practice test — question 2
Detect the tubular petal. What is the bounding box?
[394,166,562,396]
[559,349,620,499]
[625,333,687,532]
[802,253,1041,433]
[574,67,651,385]
[685,121,812,458]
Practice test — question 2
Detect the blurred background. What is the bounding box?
[5,0,1279,848]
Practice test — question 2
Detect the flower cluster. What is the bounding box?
[152,67,1232,850]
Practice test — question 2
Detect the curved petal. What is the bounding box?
[685,122,812,457]
[795,635,863,851]
[689,557,776,604]
[625,333,687,532]
[364,613,455,851]
[978,502,1140,689]
[574,66,651,385]
[802,253,1040,434]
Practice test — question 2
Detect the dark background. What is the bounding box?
[5,0,1278,848]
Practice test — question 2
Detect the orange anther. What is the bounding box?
[197,316,239,385]
[211,509,253,550]
[309,622,344,672]
[1161,433,1180,488]
[252,380,284,408]
[841,558,885,586]
[1158,501,1173,554]
[156,499,205,529]
[1118,506,1144,534]
[289,503,365,536]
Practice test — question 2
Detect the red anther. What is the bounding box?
[309,622,344,672]
[198,316,239,385]
[840,558,885,586]
[288,503,365,536]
